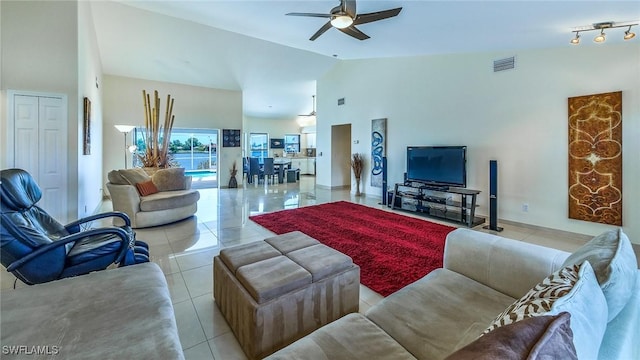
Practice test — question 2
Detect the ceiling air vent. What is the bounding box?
[493,56,515,72]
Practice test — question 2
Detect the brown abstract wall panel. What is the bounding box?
[568,91,622,225]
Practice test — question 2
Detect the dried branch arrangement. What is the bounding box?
[230,161,238,176]
[138,90,175,168]
[351,153,364,179]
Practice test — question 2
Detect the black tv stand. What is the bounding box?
[390,182,484,227]
[415,183,450,192]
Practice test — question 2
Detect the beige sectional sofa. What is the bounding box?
[0,263,184,359]
[267,228,639,360]
[106,167,200,228]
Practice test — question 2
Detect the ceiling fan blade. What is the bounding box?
[286,12,332,18]
[339,25,370,40]
[353,7,402,25]
[344,0,356,18]
[310,21,334,41]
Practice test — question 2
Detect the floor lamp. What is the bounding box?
[114,125,136,169]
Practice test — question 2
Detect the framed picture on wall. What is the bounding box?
[83,97,91,155]
[223,129,241,147]
[270,138,284,149]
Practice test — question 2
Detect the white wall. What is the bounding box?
[317,43,640,243]
[77,1,105,217]
[1,0,80,222]
[102,75,242,189]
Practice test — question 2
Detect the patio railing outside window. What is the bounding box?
[133,128,218,172]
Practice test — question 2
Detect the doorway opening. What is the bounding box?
[330,124,352,189]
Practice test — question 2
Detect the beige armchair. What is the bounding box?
[106,168,200,228]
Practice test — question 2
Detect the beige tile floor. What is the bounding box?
[1,175,611,360]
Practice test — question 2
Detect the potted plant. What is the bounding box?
[229,161,238,188]
[351,153,364,196]
[136,90,176,173]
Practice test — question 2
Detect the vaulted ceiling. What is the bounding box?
[90,1,639,118]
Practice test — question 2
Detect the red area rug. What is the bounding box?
[249,201,456,296]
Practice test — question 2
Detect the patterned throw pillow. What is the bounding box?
[135,180,159,196]
[484,264,579,333]
[484,261,608,360]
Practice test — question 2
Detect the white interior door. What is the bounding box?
[9,91,68,222]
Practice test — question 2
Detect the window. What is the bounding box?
[284,134,300,154]
[133,127,218,171]
[249,133,268,160]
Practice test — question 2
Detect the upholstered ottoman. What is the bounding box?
[213,231,360,359]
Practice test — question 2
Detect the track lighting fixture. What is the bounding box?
[624,26,636,40]
[570,21,638,45]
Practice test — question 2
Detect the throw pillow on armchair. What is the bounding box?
[152,168,188,191]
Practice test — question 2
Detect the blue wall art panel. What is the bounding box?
[371,118,386,188]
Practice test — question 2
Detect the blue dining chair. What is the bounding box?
[263,158,276,184]
[249,157,264,184]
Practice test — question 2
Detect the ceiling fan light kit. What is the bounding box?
[286,0,402,41]
[570,21,637,45]
[331,15,353,29]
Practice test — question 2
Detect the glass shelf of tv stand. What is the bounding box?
[390,182,483,227]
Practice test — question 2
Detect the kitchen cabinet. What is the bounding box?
[290,158,316,175]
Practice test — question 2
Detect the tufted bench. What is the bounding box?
[213,231,360,359]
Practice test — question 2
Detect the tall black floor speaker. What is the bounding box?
[483,160,503,231]
[381,157,388,205]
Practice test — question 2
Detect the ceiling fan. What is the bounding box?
[298,95,317,117]
[286,0,402,41]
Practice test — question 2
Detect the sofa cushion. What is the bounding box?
[115,168,151,185]
[485,261,607,360]
[236,256,312,303]
[264,231,320,254]
[561,228,637,321]
[287,244,353,282]
[220,241,282,274]
[0,263,184,360]
[598,270,640,360]
[445,312,577,360]
[139,190,200,212]
[107,170,129,185]
[365,268,516,360]
[265,313,417,360]
[152,167,187,191]
[135,180,159,196]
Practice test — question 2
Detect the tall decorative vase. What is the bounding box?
[228,175,238,188]
[355,178,361,196]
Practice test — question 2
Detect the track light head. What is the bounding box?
[594,29,606,43]
[570,32,580,45]
[624,26,636,40]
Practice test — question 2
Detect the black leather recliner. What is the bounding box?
[0,168,150,285]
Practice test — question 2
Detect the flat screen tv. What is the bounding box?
[406,146,467,188]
